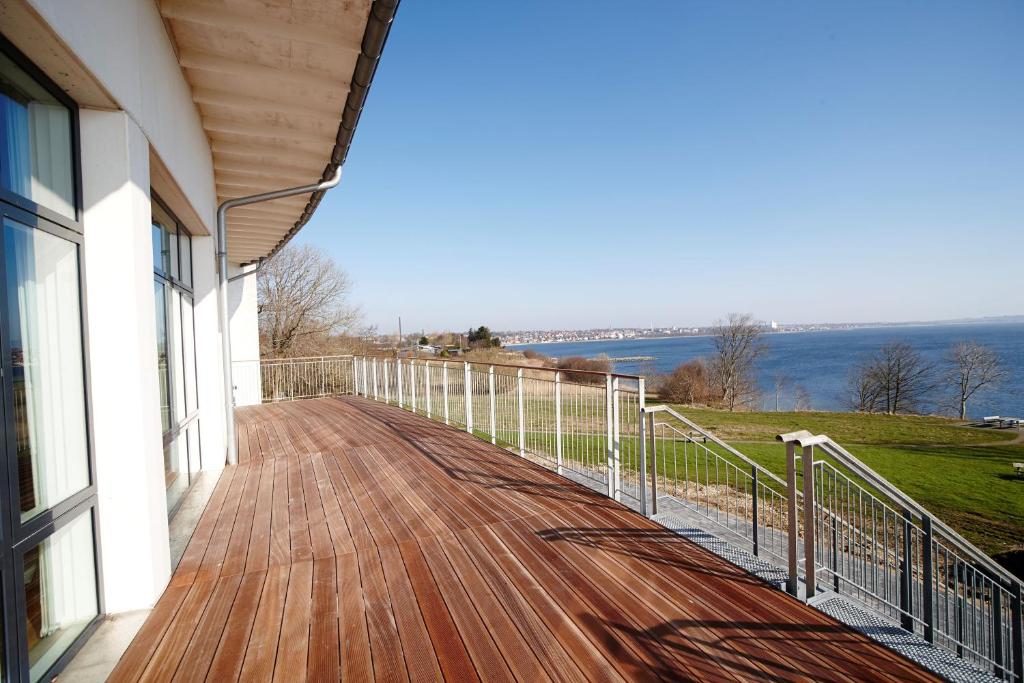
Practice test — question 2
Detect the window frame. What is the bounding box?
[0,33,82,234]
[0,35,102,683]
[150,193,200,517]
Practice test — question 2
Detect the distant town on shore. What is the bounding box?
[499,314,1024,346]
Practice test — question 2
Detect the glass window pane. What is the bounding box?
[150,223,163,276]
[23,511,98,682]
[154,281,171,432]
[164,436,189,514]
[179,233,192,287]
[170,290,185,421]
[151,201,175,276]
[168,230,178,281]
[187,420,201,476]
[4,219,89,521]
[181,295,197,414]
[0,52,74,218]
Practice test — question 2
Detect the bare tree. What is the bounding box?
[793,385,812,412]
[943,341,1005,420]
[847,360,884,413]
[257,245,360,357]
[710,313,765,411]
[771,372,789,411]
[848,342,935,415]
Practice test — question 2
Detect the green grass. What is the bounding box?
[437,394,1024,561]
[656,406,1018,446]
[658,404,1024,560]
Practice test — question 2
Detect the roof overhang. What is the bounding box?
[158,0,398,264]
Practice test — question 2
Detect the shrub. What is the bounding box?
[557,355,612,384]
[657,358,721,405]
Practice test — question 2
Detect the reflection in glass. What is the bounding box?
[154,281,171,432]
[24,511,98,682]
[164,436,189,513]
[4,219,89,521]
[179,233,192,286]
[0,52,74,218]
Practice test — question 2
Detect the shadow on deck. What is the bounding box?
[107,396,937,681]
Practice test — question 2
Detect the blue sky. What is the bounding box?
[294,1,1024,334]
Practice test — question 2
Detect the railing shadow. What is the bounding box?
[537,526,772,586]
[335,397,624,509]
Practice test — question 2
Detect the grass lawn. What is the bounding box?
[659,404,1024,563]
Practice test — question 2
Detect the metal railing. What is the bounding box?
[233,355,355,403]
[231,353,1022,680]
[779,430,1023,681]
[645,405,792,566]
[350,356,646,504]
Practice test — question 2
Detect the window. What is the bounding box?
[0,38,98,683]
[151,195,201,515]
[22,511,98,683]
[3,220,89,522]
[0,51,74,219]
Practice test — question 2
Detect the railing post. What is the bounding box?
[442,361,449,424]
[362,357,368,396]
[751,464,759,557]
[831,516,839,592]
[383,360,390,403]
[638,378,647,517]
[320,357,326,396]
[372,358,379,401]
[611,376,621,502]
[648,412,658,516]
[464,361,473,434]
[993,584,1003,677]
[922,515,934,643]
[802,444,816,600]
[554,371,563,475]
[396,358,403,407]
[352,356,360,396]
[899,508,914,631]
[424,362,432,418]
[605,374,614,499]
[516,368,526,456]
[1010,577,1022,682]
[785,442,799,597]
[410,360,417,413]
[488,366,497,444]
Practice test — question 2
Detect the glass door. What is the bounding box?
[1,39,100,682]
[0,209,99,683]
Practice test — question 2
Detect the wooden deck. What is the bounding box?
[108,396,936,682]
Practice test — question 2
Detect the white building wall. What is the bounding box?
[193,235,230,468]
[229,265,263,407]
[24,0,217,234]
[79,110,171,613]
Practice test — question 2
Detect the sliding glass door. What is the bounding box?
[0,37,100,683]
[152,197,201,516]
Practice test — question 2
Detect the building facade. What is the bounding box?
[0,1,393,679]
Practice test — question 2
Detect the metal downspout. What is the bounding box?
[216,167,343,465]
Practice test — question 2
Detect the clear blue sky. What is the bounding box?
[294,0,1023,335]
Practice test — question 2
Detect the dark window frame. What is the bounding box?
[0,35,102,683]
[150,193,201,517]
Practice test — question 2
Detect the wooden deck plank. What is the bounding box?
[307,558,340,682]
[170,573,243,683]
[204,571,267,682]
[272,559,314,683]
[110,396,939,683]
[238,565,290,682]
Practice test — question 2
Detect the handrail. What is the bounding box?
[647,404,788,489]
[255,354,355,362]
[815,436,1021,589]
[373,354,642,380]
